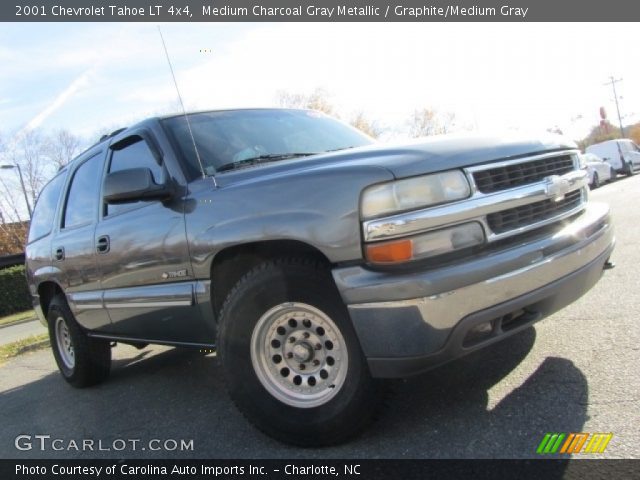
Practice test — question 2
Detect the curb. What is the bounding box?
[15,339,50,355]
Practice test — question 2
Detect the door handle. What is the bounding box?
[54,247,65,261]
[96,236,110,254]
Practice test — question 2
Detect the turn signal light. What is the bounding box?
[365,239,413,264]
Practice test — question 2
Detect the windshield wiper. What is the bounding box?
[324,146,358,153]
[216,153,318,172]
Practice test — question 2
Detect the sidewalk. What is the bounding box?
[0,318,46,346]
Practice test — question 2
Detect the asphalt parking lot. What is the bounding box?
[1,174,638,460]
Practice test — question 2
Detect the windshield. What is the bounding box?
[161,109,374,178]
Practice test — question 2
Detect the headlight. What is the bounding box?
[361,170,470,219]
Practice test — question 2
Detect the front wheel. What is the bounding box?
[47,296,111,387]
[626,162,634,176]
[217,259,381,446]
[591,172,600,189]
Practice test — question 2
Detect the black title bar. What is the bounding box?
[3,459,640,480]
[3,0,640,22]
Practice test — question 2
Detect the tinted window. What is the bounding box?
[28,173,66,242]
[106,138,163,216]
[63,153,104,229]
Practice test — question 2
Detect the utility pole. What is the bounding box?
[604,76,625,138]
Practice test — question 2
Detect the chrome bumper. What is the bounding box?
[333,202,614,377]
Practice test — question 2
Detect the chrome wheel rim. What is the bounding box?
[250,302,348,408]
[54,316,75,369]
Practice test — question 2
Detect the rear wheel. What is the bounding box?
[217,258,381,446]
[591,172,600,189]
[626,162,634,176]
[47,296,111,387]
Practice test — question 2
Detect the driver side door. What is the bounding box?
[94,132,212,344]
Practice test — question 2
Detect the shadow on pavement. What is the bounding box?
[366,327,588,461]
[0,326,587,462]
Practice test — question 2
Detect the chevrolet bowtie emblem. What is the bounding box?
[544,175,571,201]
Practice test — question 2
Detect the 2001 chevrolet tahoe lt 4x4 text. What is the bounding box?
[26,109,614,445]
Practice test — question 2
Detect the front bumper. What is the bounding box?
[332,202,614,378]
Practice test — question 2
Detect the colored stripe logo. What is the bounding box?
[537,433,613,454]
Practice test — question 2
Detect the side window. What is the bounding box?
[63,154,104,229]
[28,173,66,242]
[105,137,163,217]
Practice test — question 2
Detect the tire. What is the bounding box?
[626,162,634,176]
[217,258,381,446]
[47,295,111,388]
[591,172,600,189]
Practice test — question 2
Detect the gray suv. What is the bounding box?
[25,109,614,445]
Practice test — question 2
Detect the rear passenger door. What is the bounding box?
[54,150,112,331]
[94,132,208,343]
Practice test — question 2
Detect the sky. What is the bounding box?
[1,22,640,144]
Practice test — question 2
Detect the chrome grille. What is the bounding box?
[487,190,582,234]
[473,154,574,193]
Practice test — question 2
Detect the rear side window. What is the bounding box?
[28,173,66,243]
[63,153,104,229]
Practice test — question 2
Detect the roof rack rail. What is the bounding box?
[99,127,127,143]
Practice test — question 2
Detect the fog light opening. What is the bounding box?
[463,320,495,347]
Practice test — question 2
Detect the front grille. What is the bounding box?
[473,155,575,193]
[487,190,582,233]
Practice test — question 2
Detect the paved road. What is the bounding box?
[1,175,638,459]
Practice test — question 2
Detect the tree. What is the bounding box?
[407,108,456,138]
[350,111,383,139]
[578,121,620,151]
[276,87,336,115]
[9,130,52,207]
[627,123,640,145]
[0,129,58,224]
[45,129,82,169]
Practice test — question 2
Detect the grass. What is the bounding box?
[0,310,37,327]
[0,333,49,366]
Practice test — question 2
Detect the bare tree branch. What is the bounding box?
[407,108,457,138]
[276,87,336,116]
[350,111,383,139]
[45,129,82,169]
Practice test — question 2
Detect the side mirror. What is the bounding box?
[103,168,173,204]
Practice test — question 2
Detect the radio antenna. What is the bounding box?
[157,26,212,184]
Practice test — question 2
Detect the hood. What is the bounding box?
[214,132,577,186]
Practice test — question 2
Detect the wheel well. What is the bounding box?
[38,281,64,317]
[210,240,332,321]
